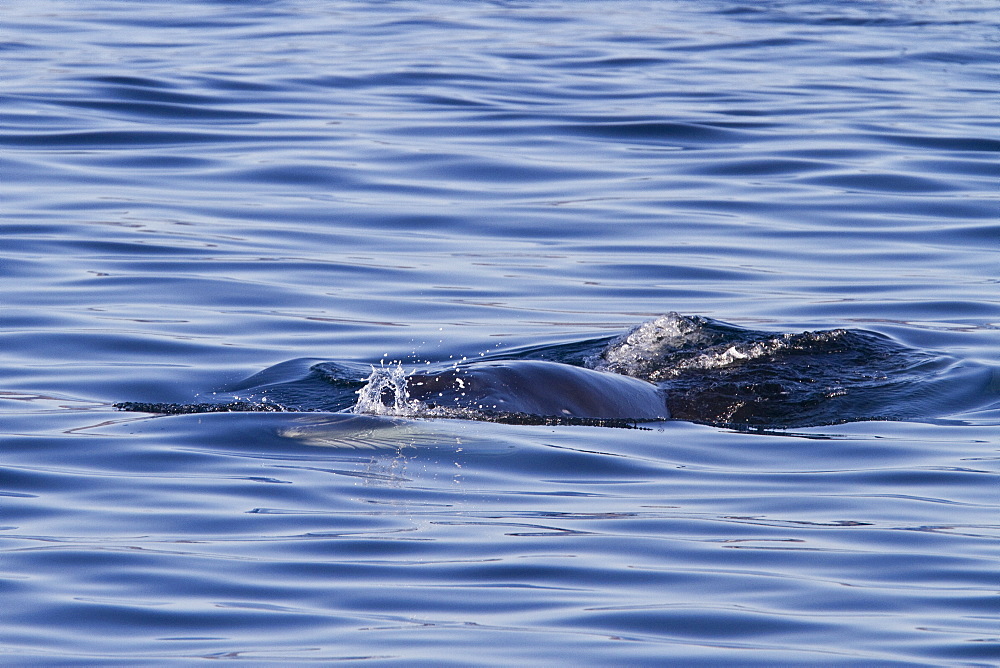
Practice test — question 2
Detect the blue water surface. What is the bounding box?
[2,0,999,664]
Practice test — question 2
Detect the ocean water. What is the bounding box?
[2,0,999,664]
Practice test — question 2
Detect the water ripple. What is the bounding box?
[2,0,999,663]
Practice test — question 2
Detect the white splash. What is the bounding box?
[352,363,425,416]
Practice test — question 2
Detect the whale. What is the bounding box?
[113,312,984,429]
[361,360,669,421]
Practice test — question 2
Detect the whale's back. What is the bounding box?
[401,360,669,421]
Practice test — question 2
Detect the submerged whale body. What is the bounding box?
[364,360,669,421]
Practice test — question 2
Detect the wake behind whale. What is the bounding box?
[115,313,998,429]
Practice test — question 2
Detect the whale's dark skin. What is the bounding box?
[392,360,669,420]
[114,314,986,428]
